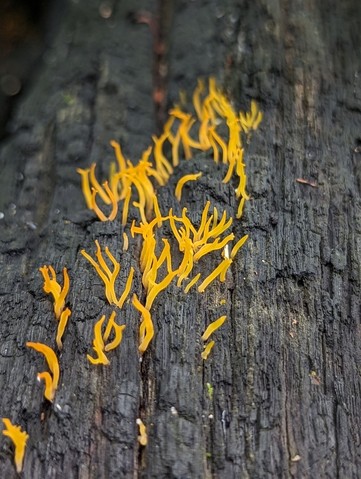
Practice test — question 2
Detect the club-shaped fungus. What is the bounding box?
[26,342,60,402]
[89,163,112,205]
[201,340,215,360]
[198,259,232,293]
[152,132,174,183]
[132,294,154,354]
[2,418,28,473]
[230,234,249,259]
[201,315,227,341]
[175,173,202,201]
[87,315,109,365]
[78,78,261,234]
[87,312,126,365]
[122,232,129,251]
[184,273,201,293]
[73,79,261,378]
[56,307,71,350]
[136,418,148,446]
[239,100,263,133]
[91,181,118,221]
[103,311,126,352]
[81,241,134,308]
[76,167,93,208]
[145,270,178,310]
[39,265,69,319]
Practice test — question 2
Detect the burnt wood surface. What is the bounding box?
[0,0,360,478]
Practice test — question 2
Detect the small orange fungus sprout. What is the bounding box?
[174,172,202,201]
[202,315,227,341]
[136,418,148,446]
[198,259,232,293]
[201,340,215,360]
[26,342,60,402]
[230,234,249,259]
[87,311,126,365]
[122,232,129,251]
[184,273,201,293]
[2,418,29,473]
[132,294,154,354]
[39,265,69,319]
[56,307,71,350]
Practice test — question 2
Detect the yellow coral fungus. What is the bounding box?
[136,418,148,446]
[81,242,119,305]
[39,265,69,319]
[176,236,194,286]
[56,307,71,350]
[89,163,111,205]
[206,211,233,240]
[122,186,132,226]
[76,167,93,209]
[193,233,235,262]
[77,79,261,234]
[236,197,246,219]
[239,100,263,133]
[103,311,126,352]
[230,234,249,260]
[222,147,238,184]
[152,132,173,182]
[91,181,118,221]
[87,315,109,365]
[234,149,250,213]
[201,315,227,341]
[201,341,215,360]
[198,258,232,293]
[110,140,127,172]
[153,195,163,227]
[208,126,228,164]
[145,270,178,310]
[117,267,134,308]
[132,294,154,354]
[26,342,60,402]
[169,128,181,167]
[175,173,202,201]
[123,232,129,251]
[184,273,201,293]
[2,418,29,473]
[81,241,133,308]
[87,312,126,364]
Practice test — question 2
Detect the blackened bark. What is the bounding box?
[0,1,360,478]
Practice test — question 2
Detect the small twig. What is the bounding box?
[295,178,318,187]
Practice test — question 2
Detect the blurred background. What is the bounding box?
[0,0,63,139]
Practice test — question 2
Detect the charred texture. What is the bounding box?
[0,0,360,478]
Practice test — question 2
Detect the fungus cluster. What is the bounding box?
[38,265,71,349]
[78,78,261,223]
[87,312,126,365]
[2,79,261,472]
[81,240,134,308]
[76,78,260,361]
